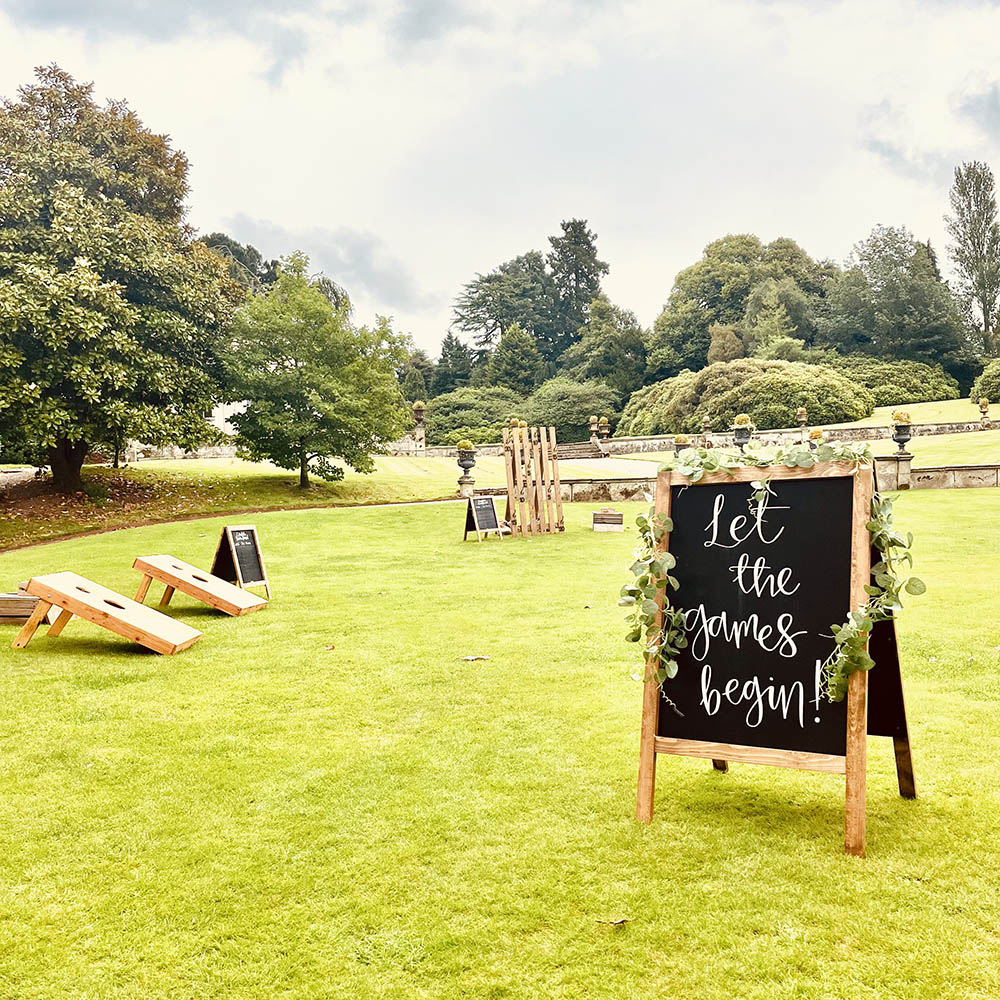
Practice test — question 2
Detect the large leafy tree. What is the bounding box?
[0,65,243,492]
[647,235,832,376]
[225,253,408,488]
[559,294,646,397]
[823,226,976,383]
[945,161,1000,356]
[202,232,278,292]
[450,219,608,363]
[452,250,555,354]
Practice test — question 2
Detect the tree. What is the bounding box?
[745,283,796,352]
[433,331,473,395]
[0,65,243,492]
[822,226,976,384]
[484,322,543,395]
[706,323,744,363]
[545,218,609,358]
[559,294,647,396]
[225,253,408,488]
[203,232,278,291]
[945,161,1000,355]
[401,366,427,401]
[524,377,620,442]
[452,251,555,354]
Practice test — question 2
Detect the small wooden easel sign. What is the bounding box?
[210,525,271,599]
[463,496,503,542]
[636,463,915,857]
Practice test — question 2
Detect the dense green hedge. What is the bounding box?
[523,377,620,442]
[971,359,1000,403]
[617,359,874,436]
[830,356,960,406]
[424,387,524,445]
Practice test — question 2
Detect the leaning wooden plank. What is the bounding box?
[538,426,556,533]
[20,572,202,655]
[501,428,519,538]
[133,555,268,616]
[549,427,564,531]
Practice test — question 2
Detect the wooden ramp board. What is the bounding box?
[132,555,268,616]
[13,572,202,655]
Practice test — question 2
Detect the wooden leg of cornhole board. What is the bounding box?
[134,575,152,603]
[47,609,73,636]
[11,600,53,649]
[712,759,728,772]
[159,586,175,607]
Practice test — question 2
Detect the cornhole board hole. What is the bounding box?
[12,572,202,655]
[132,555,268,617]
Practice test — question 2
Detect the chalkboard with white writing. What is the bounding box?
[210,525,270,598]
[464,496,502,541]
[657,475,906,756]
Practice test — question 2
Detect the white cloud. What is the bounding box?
[2,0,1000,351]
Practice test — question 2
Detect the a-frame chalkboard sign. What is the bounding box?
[210,525,271,599]
[636,463,915,857]
[464,496,503,542]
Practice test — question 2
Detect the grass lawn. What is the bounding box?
[0,455,652,552]
[834,397,987,427]
[0,491,998,998]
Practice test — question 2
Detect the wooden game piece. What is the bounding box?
[133,555,268,616]
[12,572,201,655]
[501,424,565,538]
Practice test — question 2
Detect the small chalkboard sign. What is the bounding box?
[210,525,271,599]
[464,496,503,542]
[635,463,915,857]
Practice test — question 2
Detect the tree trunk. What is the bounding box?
[299,450,310,489]
[48,438,89,494]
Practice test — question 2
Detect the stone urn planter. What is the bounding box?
[456,440,476,498]
[891,411,912,454]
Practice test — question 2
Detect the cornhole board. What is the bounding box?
[11,572,202,655]
[132,555,268,617]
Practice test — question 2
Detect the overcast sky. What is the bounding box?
[2,0,1000,353]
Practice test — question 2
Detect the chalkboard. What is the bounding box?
[210,525,271,598]
[464,496,503,541]
[636,463,915,855]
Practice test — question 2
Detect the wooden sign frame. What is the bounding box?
[210,525,271,599]
[501,425,565,538]
[635,462,915,857]
[463,496,504,542]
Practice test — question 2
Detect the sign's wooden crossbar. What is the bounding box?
[133,555,268,616]
[635,462,916,857]
[11,571,202,655]
[501,425,564,538]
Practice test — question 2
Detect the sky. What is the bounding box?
[2,0,1000,354]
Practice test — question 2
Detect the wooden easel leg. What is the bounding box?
[47,608,73,636]
[636,676,659,823]
[11,601,52,649]
[711,759,728,772]
[134,575,152,603]
[844,670,868,857]
[159,586,175,607]
[892,735,916,799]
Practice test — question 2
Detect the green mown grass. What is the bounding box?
[835,397,987,427]
[0,455,655,551]
[0,491,997,999]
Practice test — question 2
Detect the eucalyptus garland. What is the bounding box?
[620,441,925,704]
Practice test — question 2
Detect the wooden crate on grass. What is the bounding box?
[592,508,624,532]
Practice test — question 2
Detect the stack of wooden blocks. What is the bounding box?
[0,582,40,625]
[592,508,624,532]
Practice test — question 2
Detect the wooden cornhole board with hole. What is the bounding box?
[12,572,202,655]
[209,525,271,599]
[132,555,268,616]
